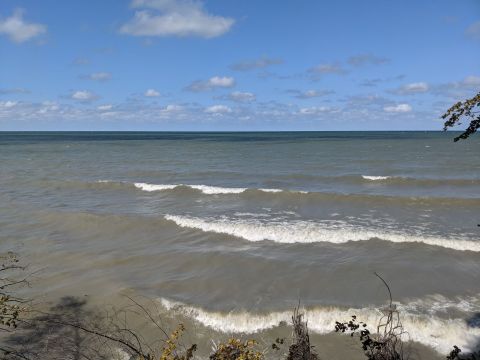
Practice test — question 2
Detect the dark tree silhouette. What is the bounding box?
[442,92,480,141]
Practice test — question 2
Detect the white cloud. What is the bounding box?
[462,75,480,86]
[391,82,429,95]
[39,101,59,113]
[384,104,412,113]
[1,97,433,130]
[288,89,334,99]
[231,57,283,71]
[228,91,256,102]
[145,88,161,97]
[86,72,112,81]
[205,104,232,114]
[187,76,235,92]
[303,90,322,98]
[71,90,98,102]
[0,101,18,108]
[98,104,113,111]
[466,21,480,40]
[0,9,46,43]
[162,104,183,112]
[299,106,331,115]
[432,75,480,98]
[120,0,234,38]
[209,76,235,87]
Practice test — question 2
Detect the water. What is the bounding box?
[0,131,479,355]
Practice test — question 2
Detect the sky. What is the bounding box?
[0,0,479,131]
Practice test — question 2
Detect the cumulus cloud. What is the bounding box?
[186,76,235,92]
[1,97,432,130]
[227,91,256,102]
[466,21,480,40]
[390,82,429,95]
[462,75,480,86]
[205,104,232,114]
[120,0,234,38]
[97,104,113,111]
[71,90,98,102]
[230,57,283,71]
[347,54,390,66]
[38,101,59,114]
[0,9,46,43]
[0,101,18,108]
[287,89,334,99]
[384,104,412,113]
[432,75,480,98]
[145,88,161,97]
[299,106,332,115]
[162,104,183,112]
[82,72,112,82]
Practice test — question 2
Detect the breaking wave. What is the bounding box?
[55,180,477,202]
[164,215,480,252]
[362,175,392,181]
[159,297,480,354]
[133,182,288,194]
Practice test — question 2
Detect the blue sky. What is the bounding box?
[0,0,479,130]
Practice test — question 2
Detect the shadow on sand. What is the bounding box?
[4,296,117,360]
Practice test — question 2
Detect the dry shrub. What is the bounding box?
[158,323,196,360]
[287,306,318,360]
[334,273,407,360]
[210,338,263,360]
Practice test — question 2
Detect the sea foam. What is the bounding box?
[164,215,480,252]
[362,175,392,181]
[159,297,480,354]
[133,182,282,194]
[134,183,178,191]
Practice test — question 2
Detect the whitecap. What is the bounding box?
[134,183,178,191]
[362,175,391,181]
[164,215,480,252]
[158,297,480,354]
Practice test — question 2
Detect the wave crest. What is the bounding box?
[159,297,480,354]
[164,215,480,252]
[133,182,282,195]
[362,175,392,181]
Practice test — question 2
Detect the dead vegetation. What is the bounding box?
[286,306,318,360]
[334,273,407,360]
[1,254,479,360]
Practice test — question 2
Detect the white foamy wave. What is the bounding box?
[401,294,480,315]
[133,183,246,194]
[133,182,283,194]
[159,297,480,354]
[134,183,178,191]
[189,185,247,194]
[164,215,480,252]
[362,175,391,181]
